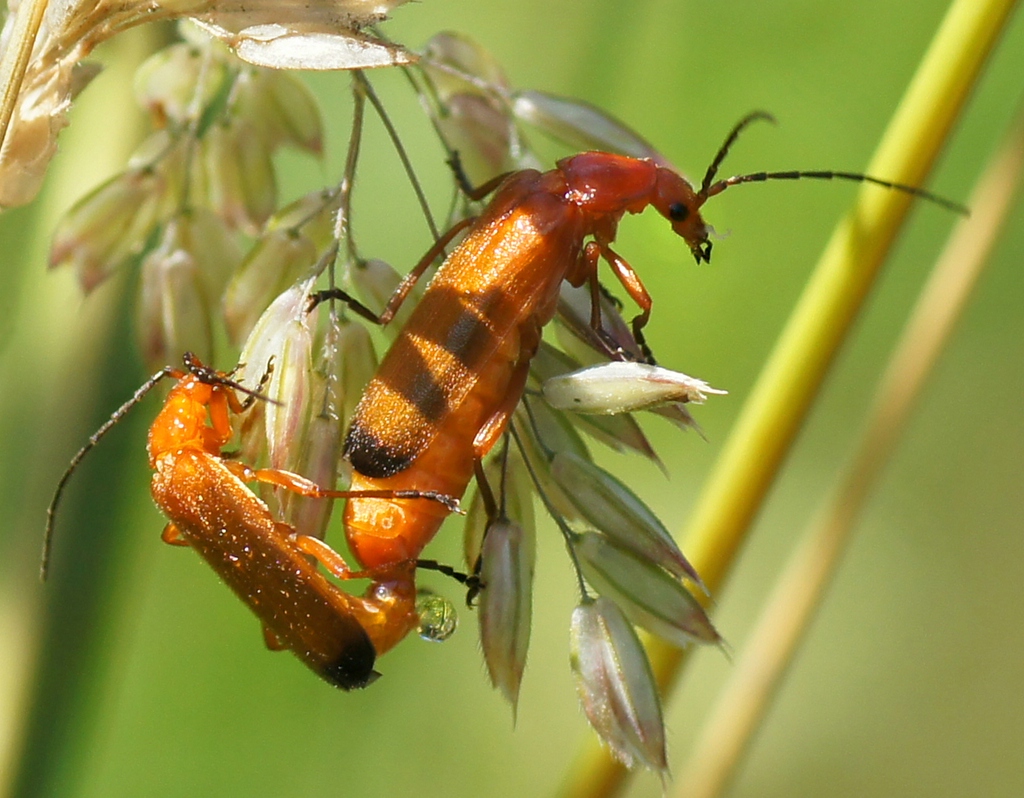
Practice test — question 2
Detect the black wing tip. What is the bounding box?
[344,423,417,479]
[320,642,380,690]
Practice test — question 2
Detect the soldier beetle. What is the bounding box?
[311,111,965,590]
[44,114,964,688]
[44,353,460,689]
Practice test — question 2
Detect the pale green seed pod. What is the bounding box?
[333,316,378,428]
[550,451,704,589]
[439,93,518,187]
[136,221,214,368]
[649,402,702,434]
[570,410,661,462]
[266,189,339,250]
[510,402,587,524]
[423,32,517,184]
[127,132,194,224]
[134,42,228,127]
[265,320,313,478]
[126,129,175,172]
[519,397,590,462]
[347,256,399,307]
[223,228,318,345]
[50,168,164,291]
[570,597,668,775]
[422,31,511,100]
[177,206,243,301]
[512,89,671,166]
[576,532,720,648]
[236,278,315,482]
[242,68,319,153]
[479,519,535,713]
[464,451,534,571]
[279,315,348,538]
[275,314,376,536]
[231,68,324,155]
[265,69,325,154]
[203,117,276,233]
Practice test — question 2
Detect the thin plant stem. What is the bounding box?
[678,97,1024,798]
[558,0,1019,794]
[0,0,49,155]
[334,74,366,266]
[355,71,442,242]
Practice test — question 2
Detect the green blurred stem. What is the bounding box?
[559,0,1019,795]
[0,0,48,155]
[678,95,1024,798]
[3,26,157,798]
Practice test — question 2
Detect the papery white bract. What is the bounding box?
[544,361,727,415]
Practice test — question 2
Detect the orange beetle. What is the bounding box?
[45,354,458,688]
[315,113,963,652]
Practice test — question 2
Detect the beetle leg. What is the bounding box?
[262,625,287,651]
[161,522,190,547]
[223,461,331,496]
[270,520,364,579]
[221,461,462,513]
[304,287,383,325]
[473,459,499,522]
[288,532,367,580]
[449,152,512,201]
[472,328,538,461]
[309,216,476,325]
[417,558,484,605]
[573,242,646,361]
[460,320,538,600]
[237,357,275,411]
[598,243,655,363]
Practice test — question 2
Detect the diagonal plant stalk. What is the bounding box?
[0,0,49,153]
[678,95,1024,798]
[558,0,1019,795]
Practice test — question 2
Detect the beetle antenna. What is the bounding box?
[704,169,969,215]
[42,367,175,580]
[699,111,777,197]
[698,112,968,214]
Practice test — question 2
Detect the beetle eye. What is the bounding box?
[668,202,689,222]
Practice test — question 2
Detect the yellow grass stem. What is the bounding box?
[559,0,1019,794]
[677,97,1024,798]
[0,0,49,154]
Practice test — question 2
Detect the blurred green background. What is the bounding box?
[1,1,1022,796]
